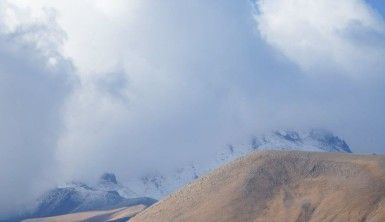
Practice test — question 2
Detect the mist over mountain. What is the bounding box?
[7,129,352,221]
[124,129,352,198]
[6,174,155,221]
[4,128,350,221]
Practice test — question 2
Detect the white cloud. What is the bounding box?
[53,1,260,181]
[255,0,385,77]
[11,0,143,75]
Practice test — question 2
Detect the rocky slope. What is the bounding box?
[132,150,385,222]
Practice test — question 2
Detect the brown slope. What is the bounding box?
[131,150,385,222]
[23,204,146,222]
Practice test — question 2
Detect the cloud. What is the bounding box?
[6,0,385,182]
[11,0,144,75]
[53,0,261,181]
[0,1,74,217]
[51,0,385,183]
[255,0,385,77]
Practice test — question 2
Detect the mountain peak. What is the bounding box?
[251,129,352,153]
[99,173,118,184]
[308,129,351,153]
[11,173,156,221]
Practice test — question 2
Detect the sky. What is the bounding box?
[0,0,385,217]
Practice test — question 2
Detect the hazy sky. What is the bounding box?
[0,0,385,217]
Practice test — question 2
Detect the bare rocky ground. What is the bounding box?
[23,204,146,222]
[131,150,385,222]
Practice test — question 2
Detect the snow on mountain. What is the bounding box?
[125,129,352,199]
[13,174,156,221]
[96,173,138,199]
[125,164,200,200]
[217,129,351,162]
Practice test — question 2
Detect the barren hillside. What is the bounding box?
[132,151,385,222]
[23,204,146,222]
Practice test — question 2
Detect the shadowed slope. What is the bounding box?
[132,151,385,222]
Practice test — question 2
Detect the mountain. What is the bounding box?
[10,129,351,221]
[13,173,156,221]
[96,173,138,198]
[131,150,385,222]
[126,129,352,198]
[241,129,351,152]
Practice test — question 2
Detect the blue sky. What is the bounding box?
[0,0,385,217]
[367,0,385,16]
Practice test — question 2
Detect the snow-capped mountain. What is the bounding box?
[96,173,138,198]
[125,129,352,199]
[13,173,156,221]
[218,129,351,162]
[9,129,351,221]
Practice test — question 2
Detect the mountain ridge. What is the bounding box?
[126,129,352,198]
[7,129,351,221]
[132,150,385,222]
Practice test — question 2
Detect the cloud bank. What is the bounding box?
[256,0,385,77]
[0,1,74,216]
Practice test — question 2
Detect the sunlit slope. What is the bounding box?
[132,151,385,222]
[23,204,146,222]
